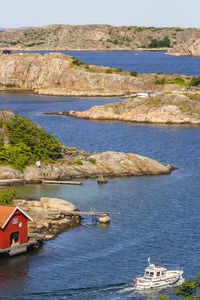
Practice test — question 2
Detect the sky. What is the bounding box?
[0,0,200,29]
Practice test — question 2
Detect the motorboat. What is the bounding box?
[132,258,184,290]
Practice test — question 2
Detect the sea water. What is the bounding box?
[0,52,199,299]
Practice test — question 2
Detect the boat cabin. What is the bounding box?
[144,264,166,279]
[0,206,32,249]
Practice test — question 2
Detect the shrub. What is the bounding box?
[85,65,89,70]
[117,68,123,72]
[190,76,200,86]
[156,72,163,74]
[89,158,96,164]
[0,116,62,171]
[106,69,113,74]
[170,77,185,84]
[155,78,166,85]
[135,27,144,32]
[72,159,83,165]
[5,83,14,88]
[148,36,170,48]
[0,188,16,205]
[72,58,84,66]
[130,70,138,76]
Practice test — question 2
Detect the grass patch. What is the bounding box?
[88,158,96,164]
[5,83,14,88]
[72,159,83,166]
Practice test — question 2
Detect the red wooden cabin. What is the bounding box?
[0,206,32,249]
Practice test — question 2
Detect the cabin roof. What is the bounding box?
[0,205,33,229]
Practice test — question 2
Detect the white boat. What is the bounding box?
[133,258,184,290]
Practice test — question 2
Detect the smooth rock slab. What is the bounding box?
[40,197,77,211]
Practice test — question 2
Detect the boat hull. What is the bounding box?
[135,271,183,290]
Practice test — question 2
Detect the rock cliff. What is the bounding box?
[0,53,191,96]
[66,92,200,124]
[167,37,200,56]
[0,24,199,51]
[0,52,155,96]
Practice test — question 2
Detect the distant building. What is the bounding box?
[0,206,32,249]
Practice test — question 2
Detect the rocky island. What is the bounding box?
[52,92,200,125]
[0,109,174,185]
[0,52,194,97]
[0,24,199,51]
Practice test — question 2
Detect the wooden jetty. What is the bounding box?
[47,210,120,224]
[42,180,83,185]
[47,210,120,217]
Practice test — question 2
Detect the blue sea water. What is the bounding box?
[0,52,200,300]
[14,50,200,76]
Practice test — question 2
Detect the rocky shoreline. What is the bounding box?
[0,53,192,97]
[0,150,174,185]
[14,197,81,240]
[63,92,200,125]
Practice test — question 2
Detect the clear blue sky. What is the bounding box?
[1,0,200,28]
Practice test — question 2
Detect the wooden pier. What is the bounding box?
[47,210,120,224]
[42,180,83,185]
[47,210,120,217]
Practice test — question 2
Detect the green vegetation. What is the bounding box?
[106,39,119,45]
[0,116,62,171]
[130,70,138,77]
[190,76,200,86]
[155,77,187,86]
[156,72,163,74]
[26,42,44,47]
[148,36,171,48]
[117,68,123,72]
[135,27,144,32]
[88,158,96,164]
[174,28,184,32]
[72,58,85,66]
[179,106,190,112]
[106,69,113,74]
[175,272,200,298]
[0,188,16,205]
[5,83,14,88]
[72,159,83,165]
[155,78,166,85]
[158,272,200,299]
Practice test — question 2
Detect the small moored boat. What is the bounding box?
[132,258,184,290]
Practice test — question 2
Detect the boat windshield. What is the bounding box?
[150,272,154,277]
[145,271,149,276]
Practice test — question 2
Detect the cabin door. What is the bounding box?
[10,232,19,246]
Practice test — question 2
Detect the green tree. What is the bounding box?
[0,188,16,205]
[190,76,200,86]
[0,116,62,171]
[176,273,200,298]
[130,70,138,76]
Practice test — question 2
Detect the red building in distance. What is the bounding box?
[0,206,32,249]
